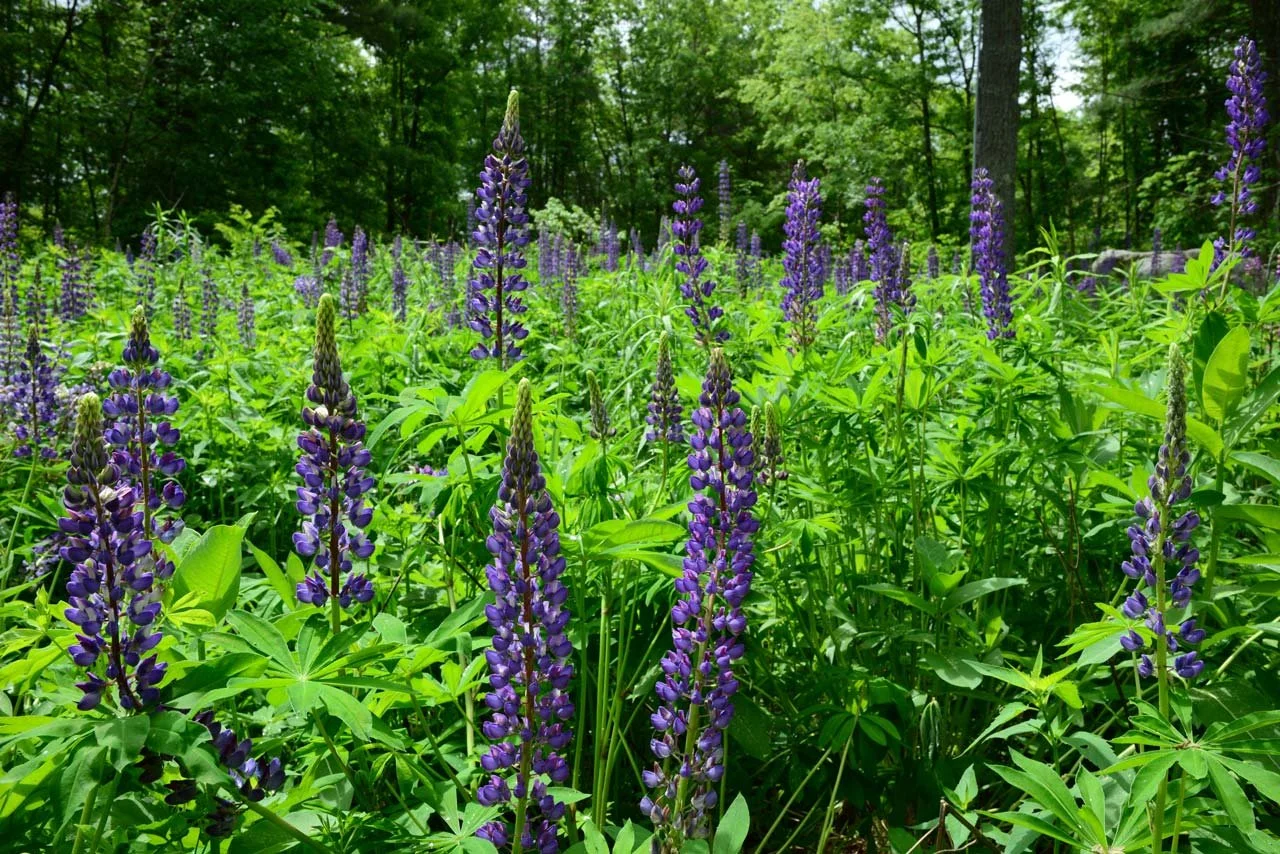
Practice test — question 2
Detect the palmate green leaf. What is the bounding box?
[982,809,1083,848]
[1201,325,1251,423]
[1231,451,1280,485]
[1006,751,1080,828]
[169,524,247,622]
[96,715,150,771]
[1206,754,1254,832]
[247,540,296,610]
[711,793,750,854]
[1092,382,1223,458]
[938,576,1026,613]
[1215,504,1280,530]
[1203,709,1280,744]
[1217,754,1280,807]
[224,610,296,673]
[962,702,1034,753]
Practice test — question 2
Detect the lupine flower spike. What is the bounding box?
[865,178,910,342]
[757,401,787,487]
[672,166,726,347]
[642,348,757,850]
[1118,345,1205,681]
[61,393,167,711]
[237,282,256,349]
[476,378,574,854]
[717,160,731,246]
[646,333,683,445]
[1211,36,1269,275]
[587,370,615,447]
[780,161,823,350]
[469,90,531,367]
[8,325,62,459]
[293,294,375,628]
[104,306,186,547]
[970,168,1014,339]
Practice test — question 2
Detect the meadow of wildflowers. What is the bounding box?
[0,49,1278,854]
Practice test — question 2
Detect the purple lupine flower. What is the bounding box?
[8,325,62,459]
[193,711,285,803]
[1170,245,1186,274]
[646,333,684,444]
[970,168,1014,339]
[237,282,256,349]
[271,240,294,268]
[351,227,370,315]
[0,284,19,395]
[560,246,579,341]
[197,266,220,358]
[673,166,727,347]
[339,266,359,322]
[951,248,963,276]
[475,378,574,854]
[1151,227,1163,276]
[780,161,824,349]
[587,370,615,444]
[434,240,462,328]
[2,193,21,309]
[629,227,646,271]
[927,244,940,280]
[717,160,731,246]
[865,178,911,341]
[642,348,756,848]
[815,243,832,289]
[321,217,343,269]
[294,273,321,309]
[1211,36,1269,271]
[833,252,851,296]
[103,306,186,546]
[58,245,86,323]
[391,235,408,322]
[293,294,375,614]
[469,91,531,367]
[1078,276,1098,296]
[61,393,167,711]
[172,277,192,340]
[851,240,868,284]
[754,401,787,486]
[608,221,622,272]
[1118,346,1205,680]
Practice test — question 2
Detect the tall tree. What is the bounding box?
[973,0,1021,258]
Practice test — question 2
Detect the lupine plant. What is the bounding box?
[1211,35,1269,281]
[970,167,1014,339]
[642,348,756,851]
[780,160,823,349]
[672,166,726,347]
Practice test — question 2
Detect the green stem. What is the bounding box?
[755,743,834,853]
[86,776,118,853]
[1,454,39,588]
[242,798,332,853]
[70,777,102,854]
[816,735,853,853]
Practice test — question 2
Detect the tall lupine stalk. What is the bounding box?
[271,240,294,268]
[237,282,256,349]
[587,370,615,451]
[339,266,360,322]
[646,332,684,449]
[136,229,158,316]
[1116,345,1204,850]
[104,306,186,550]
[560,246,579,341]
[476,379,574,854]
[351,227,371,315]
[780,161,823,350]
[58,244,87,323]
[673,166,726,347]
[0,193,18,309]
[470,90,531,367]
[198,265,220,357]
[851,240,868,284]
[1211,36,1269,284]
[926,244,940,280]
[61,393,167,711]
[755,400,787,487]
[603,221,621,272]
[629,227,646,271]
[970,168,1015,339]
[321,217,343,271]
[642,348,756,850]
[9,325,61,459]
[865,178,910,342]
[717,160,731,246]
[391,235,408,322]
[293,294,375,633]
[172,277,193,340]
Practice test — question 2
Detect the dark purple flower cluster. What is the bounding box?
[864,179,913,341]
[351,226,371,315]
[780,161,824,349]
[587,370,615,443]
[321,217,343,270]
[58,245,88,323]
[339,266,360,322]
[7,325,63,459]
[61,393,166,711]
[560,246,579,341]
[0,193,18,305]
[673,166,727,347]
[927,244,940,280]
[433,240,463,328]
[0,288,19,394]
[647,334,684,445]
[293,294,375,611]
[629,227,646,271]
[476,379,574,854]
[969,168,1014,339]
[293,273,321,309]
[469,90,531,367]
[198,266,220,357]
[391,235,408,322]
[104,307,186,546]
[193,711,285,802]
[717,160,731,246]
[1211,36,1269,270]
[1119,347,1204,680]
[172,278,193,340]
[271,240,294,268]
[603,220,621,273]
[237,283,256,349]
[643,348,756,847]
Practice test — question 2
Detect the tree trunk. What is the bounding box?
[973,0,1021,260]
